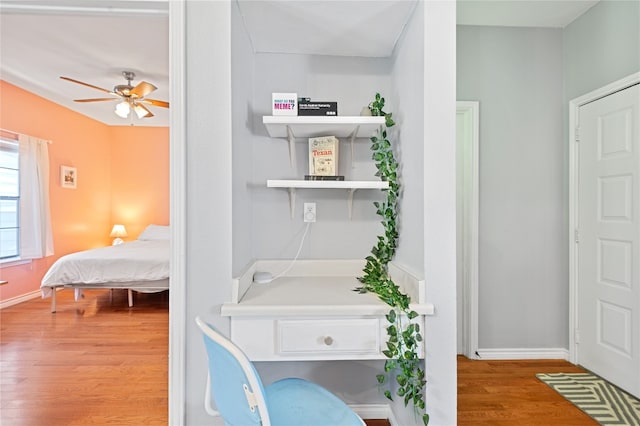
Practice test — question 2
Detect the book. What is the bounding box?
[298,101,338,116]
[304,175,345,181]
[308,136,339,176]
[272,92,297,116]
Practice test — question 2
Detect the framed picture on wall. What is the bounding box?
[60,165,77,189]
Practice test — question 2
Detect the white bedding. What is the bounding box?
[40,239,169,298]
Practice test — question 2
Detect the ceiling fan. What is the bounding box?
[60,71,169,119]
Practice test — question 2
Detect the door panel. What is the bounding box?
[578,84,639,397]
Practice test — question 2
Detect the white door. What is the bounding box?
[577,83,639,397]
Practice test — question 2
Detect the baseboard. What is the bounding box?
[476,347,570,360]
[0,289,42,310]
[350,404,398,425]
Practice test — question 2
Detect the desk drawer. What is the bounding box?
[277,318,381,355]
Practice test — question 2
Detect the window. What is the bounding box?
[0,132,53,262]
[0,137,19,259]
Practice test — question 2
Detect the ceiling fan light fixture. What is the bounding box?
[133,103,151,119]
[62,72,168,121]
[115,100,130,118]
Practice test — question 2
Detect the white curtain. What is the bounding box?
[18,134,54,259]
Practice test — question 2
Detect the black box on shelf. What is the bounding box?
[298,101,338,116]
[304,175,345,181]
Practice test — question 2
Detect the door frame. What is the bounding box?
[456,101,480,359]
[568,71,640,365]
[168,0,186,424]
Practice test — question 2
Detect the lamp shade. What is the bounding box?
[110,224,128,238]
[133,103,151,118]
[115,101,130,118]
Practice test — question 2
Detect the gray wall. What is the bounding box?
[457,26,566,349]
[388,3,429,422]
[232,0,255,274]
[563,0,640,101]
[457,0,639,352]
[392,0,425,276]
[249,53,391,262]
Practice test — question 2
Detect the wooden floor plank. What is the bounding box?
[2,290,598,425]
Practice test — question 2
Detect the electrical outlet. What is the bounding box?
[303,202,316,222]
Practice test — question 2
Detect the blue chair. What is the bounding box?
[195,316,365,426]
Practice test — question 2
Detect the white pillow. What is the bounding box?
[138,224,170,241]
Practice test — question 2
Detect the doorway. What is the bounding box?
[569,73,640,397]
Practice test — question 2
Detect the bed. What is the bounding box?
[41,224,170,312]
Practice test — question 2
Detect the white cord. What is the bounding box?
[272,222,311,280]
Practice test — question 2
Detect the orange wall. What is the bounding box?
[109,126,169,239]
[0,81,169,303]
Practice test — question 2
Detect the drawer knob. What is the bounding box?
[323,336,334,346]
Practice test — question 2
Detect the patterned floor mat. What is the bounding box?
[537,372,640,425]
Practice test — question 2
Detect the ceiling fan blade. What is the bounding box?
[130,81,157,98]
[134,102,154,118]
[60,76,114,94]
[141,98,170,108]
[74,98,118,103]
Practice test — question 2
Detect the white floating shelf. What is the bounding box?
[267,180,389,190]
[263,116,385,139]
[267,180,389,219]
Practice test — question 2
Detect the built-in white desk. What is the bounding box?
[221,259,434,361]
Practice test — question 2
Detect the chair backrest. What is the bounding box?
[195,316,271,426]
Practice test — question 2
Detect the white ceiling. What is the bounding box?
[0,1,170,127]
[236,0,418,57]
[0,0,599,127]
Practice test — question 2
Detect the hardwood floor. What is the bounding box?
[2,290,596,425]
[0,289,168,425]
[458,356,596,426]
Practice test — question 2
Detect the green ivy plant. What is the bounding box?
[355,93,429,425]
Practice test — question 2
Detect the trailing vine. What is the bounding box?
[355,93,429,425]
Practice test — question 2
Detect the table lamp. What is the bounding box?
[110,224,128,245]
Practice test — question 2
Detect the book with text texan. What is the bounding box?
[308,136,339,176]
